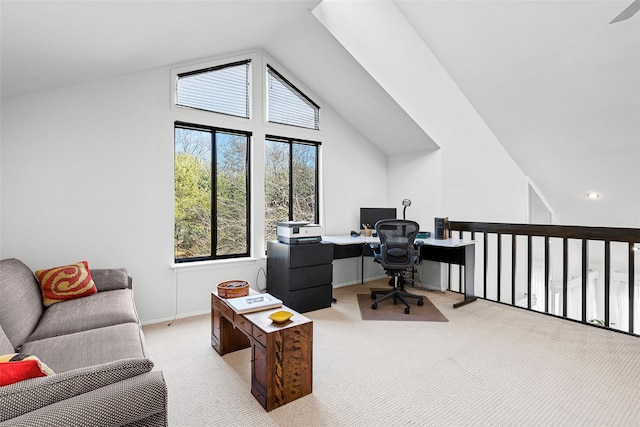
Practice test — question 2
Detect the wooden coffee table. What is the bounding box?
[211,291,313,411]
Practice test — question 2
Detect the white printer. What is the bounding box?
[277,221,322,244]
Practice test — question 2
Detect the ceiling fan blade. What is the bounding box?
[610,0,640,23]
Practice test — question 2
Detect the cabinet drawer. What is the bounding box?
[333,244,362,259]
[211,295,221,309]
[219,303,234,320]
[252,325,268,347]
[287,243,333,268]
[289,264,332,291]
[234,312,252,335]
[288,284,333,313]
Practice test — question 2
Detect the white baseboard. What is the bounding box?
[141,308,210,326]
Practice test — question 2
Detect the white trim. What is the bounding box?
[171,257,259,271]
[141,308,211,326]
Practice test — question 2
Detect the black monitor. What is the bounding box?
[360,207,397,229]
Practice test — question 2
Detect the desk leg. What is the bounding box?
[453,244,478,308]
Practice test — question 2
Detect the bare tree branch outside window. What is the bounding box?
[265,138,319,247]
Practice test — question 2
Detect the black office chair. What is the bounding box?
[370,219,424,314]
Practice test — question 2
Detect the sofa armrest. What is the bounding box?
[91,268,132,291]
[0,358,155,422]
[0,370,167,427]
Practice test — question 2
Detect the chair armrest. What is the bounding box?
[369,244,381,262]
[0,358,154,422]
[0,371,167,427]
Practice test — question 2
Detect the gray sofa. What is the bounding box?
[0,258,167,426]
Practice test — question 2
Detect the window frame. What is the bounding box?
[171,51,325,263]
[174,121,252,263]
[264,135,320,244]
[266,65,321,130]
[172,54,255,122]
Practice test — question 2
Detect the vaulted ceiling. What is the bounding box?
[1,0,638,227]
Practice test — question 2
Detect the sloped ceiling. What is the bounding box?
[1,0,638,227]
[0,0,434,155]
[394,0,640,227]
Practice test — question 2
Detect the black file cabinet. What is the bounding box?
[267,241,334,313]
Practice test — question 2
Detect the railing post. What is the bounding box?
[544,236,550,314]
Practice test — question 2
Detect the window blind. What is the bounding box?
[267,66,319,130]
[177,61,250,118]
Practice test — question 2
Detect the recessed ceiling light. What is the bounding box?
[586,192,600,199]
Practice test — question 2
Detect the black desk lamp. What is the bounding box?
[402,199,411,219]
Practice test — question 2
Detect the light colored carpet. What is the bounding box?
[142,280,640,426]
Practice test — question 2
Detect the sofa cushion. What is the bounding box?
[34,261,97,306]
[27,289,139,342]
[20,323,146,373]
[0,358,156,423]
[0,259,44,349]
[91,268,131,291]
[0,325,14,354]
[0,353,54,386]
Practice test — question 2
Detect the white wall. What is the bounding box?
[0,52,388,323]
[387,150,441,229]
[1,21,535,322]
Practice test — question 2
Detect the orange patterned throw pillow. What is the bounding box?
[35,261,97,306]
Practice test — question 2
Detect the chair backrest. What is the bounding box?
[375,219,420,271]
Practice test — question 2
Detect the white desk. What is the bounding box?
[323,235,477,308]
[324,235,472,247]
[322,235,380,245]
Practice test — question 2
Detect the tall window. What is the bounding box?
[176,60,250,118]
[174,122,250,262]
[265,136,319,243]
[267,66,320,129]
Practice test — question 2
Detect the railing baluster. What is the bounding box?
[629,242,635,334]
[582,239,588,323]
[544,236,550,314]
[511,234,516,306]
[605,241,610,327]
[483,232,488,299]
[527,235,532,309]
[497,233,502,303]
[563,238,568,317]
